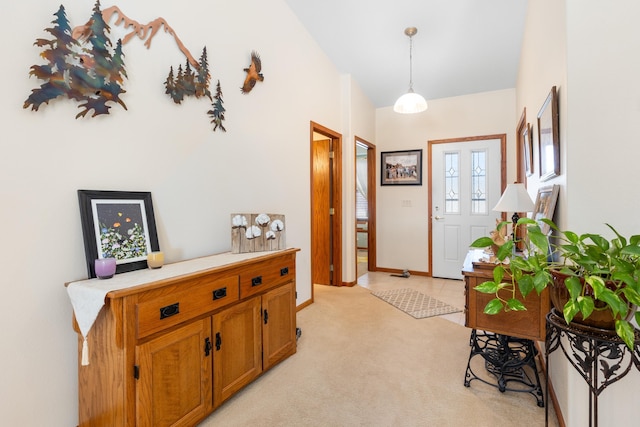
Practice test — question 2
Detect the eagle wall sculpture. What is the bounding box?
[240,50,263,94]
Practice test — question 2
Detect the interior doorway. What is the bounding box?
[310,122,343,294]
[355,137,376,278]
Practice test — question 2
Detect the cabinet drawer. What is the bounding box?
[239,257,295,299]
[136,275,239,339]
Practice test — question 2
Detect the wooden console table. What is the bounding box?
[462,249,549,342]
[462,249,550,406]
[66,248,299,427]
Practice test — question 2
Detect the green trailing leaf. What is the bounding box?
[615,320,636,350]
[576,296,594,319]
[621,245,640,256]
[517,275,534,298]
[563,300,580,324]
[563,231,579,244]
[533,270,551,294]
[492,265,504,285]
[483,298,504,314]
[496,241,514,260]
[527,229,549,254]
[470,236,494,248]
[506,298,527,311]
[565,276,583,300]
[621,286,640,306]
[474,281,499,294]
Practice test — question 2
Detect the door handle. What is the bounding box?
[433,216,444,220]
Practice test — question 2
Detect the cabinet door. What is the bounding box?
[262,281,297,370]
[135,318,213,427]
[212,297,262,407]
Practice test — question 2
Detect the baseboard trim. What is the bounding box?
[535,341,566,427]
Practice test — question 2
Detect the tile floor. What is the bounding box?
[356,270,466,326]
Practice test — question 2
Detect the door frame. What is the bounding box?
[310,121,343,296]
[354,137,377,273]
[427,134,506,275]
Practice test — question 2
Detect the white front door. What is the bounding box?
[431,137,503,279]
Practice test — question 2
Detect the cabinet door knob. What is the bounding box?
[215,332,222,351]
[204,337,212,356]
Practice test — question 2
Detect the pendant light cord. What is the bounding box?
[408,35,414,92]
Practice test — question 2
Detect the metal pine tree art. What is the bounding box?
[208,80,226,132]
[24,1,128,118]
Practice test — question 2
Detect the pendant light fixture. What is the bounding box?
[394,27,428,114]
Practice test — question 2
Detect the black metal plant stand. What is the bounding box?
[464,329,545,407]
[545,309,640,427]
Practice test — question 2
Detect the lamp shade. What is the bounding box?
[393,91,428,114]
[493,183,535,213]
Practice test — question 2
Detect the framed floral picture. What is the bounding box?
[381,149,422,185]
[78,190,159,278]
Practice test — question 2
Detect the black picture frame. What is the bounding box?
[381,149,422,186]
[537,86,560,181]
[78,190,160,278]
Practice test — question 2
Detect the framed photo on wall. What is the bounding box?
[78,190,160,278]
[522,123,534,177]
[381,149,422,185]
[532,184,560,236]
[537,86,560,181]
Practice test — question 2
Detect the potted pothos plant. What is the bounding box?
[470,217,640,349]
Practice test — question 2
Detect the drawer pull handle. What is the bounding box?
[213,287,227,300]
[280,267,289,276]
[251,276,263,287]
[160,303,179,319]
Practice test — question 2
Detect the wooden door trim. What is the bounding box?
[354,137,376,273]
[310,122,343,296]
[427,134,506,274]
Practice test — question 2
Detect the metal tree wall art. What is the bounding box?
[24,1,218,126]
[164,46,212,104]
[24,2,128,118]
[208,80,226,132]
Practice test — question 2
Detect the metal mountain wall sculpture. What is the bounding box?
[24,1,224,131]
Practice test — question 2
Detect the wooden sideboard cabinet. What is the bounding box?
[67,248,299,427]
[462,249,549,341]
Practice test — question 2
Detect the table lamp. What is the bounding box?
[493,183,535,245]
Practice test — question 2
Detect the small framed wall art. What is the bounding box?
[522,123,534,177]
[537,86,560,181]
[381,149,422,186]
[78,190,160,278]
[532,184,560,236]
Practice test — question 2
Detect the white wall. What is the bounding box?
[375,89,516,273]
[517,1,640,425]
[340,75,376,282]
[0,1,375,424]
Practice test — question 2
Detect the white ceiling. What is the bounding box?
[284,0,527,109]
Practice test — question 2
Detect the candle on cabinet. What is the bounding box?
[95,258,116,279]
[147,251,164,269]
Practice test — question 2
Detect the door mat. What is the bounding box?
[371,288,462,319]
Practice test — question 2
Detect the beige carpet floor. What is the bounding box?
[199,272,559,426]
